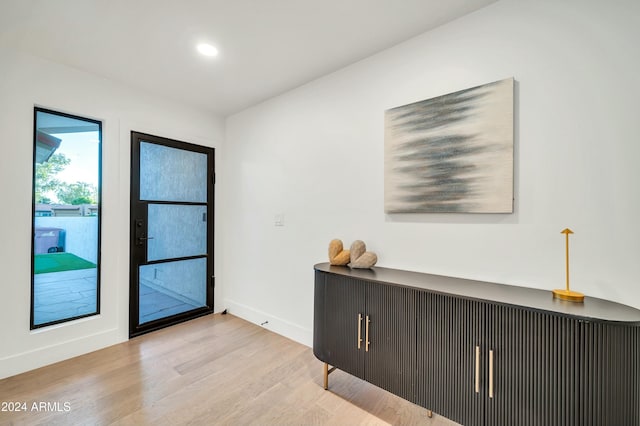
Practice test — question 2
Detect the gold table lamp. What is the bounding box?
[552,228,584,302]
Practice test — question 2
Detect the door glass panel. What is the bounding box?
[147,204,207,261]
[138,258,207,324]
[139,142,207,202]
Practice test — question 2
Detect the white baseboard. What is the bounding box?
[223,299,312,347]
[0,327,123,380]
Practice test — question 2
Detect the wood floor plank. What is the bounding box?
[0,314,458,425]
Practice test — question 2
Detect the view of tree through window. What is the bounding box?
[31,108,101,328]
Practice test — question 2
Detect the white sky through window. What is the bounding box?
[53,131,100,187]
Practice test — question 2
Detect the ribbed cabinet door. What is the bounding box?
[416,292,486,426]
[313,271,328,361]
[322,274,366,378]
[363,282,416,402]
[485,306,579,426]
[577,321,640,425]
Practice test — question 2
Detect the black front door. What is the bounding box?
[129,131,214,337]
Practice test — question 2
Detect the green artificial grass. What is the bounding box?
[34,252,96,274]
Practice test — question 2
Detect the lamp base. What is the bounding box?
[552,289,585,302]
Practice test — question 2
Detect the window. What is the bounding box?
[31,108,102,328]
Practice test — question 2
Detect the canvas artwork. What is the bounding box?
[384,78,514,213]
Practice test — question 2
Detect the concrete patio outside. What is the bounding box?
[33,269,199,326]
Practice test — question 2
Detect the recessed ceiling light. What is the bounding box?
[197,43,218,57]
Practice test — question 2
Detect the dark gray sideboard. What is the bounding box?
[313,263,640,426]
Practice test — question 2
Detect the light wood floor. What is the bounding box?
[0,314,458,425]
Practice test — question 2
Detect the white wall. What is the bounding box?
[223,0,640,346]
[0,48,224,379]
[35,217,98,263]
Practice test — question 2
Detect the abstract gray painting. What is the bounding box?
[384,78,514,213]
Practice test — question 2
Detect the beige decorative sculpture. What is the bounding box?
[328,239,350,265]
[349,240,378,269]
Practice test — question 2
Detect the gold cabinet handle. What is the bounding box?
[357,314,362,349]
[365,315,370,352]
[475,346,480,393]
[489,349,494,398]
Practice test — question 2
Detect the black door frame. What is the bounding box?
[129,131,215,337]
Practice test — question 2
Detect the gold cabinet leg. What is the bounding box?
[322,363,337,390]
[324,362,329,390]
[427,410,433,418]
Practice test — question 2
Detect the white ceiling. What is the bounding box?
[0,0,496,117]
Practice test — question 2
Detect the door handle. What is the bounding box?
[136,236,154,246]
[357,314,363,349]
[365,315,370,352]
[475,346,480,393]
[134,219,154,246]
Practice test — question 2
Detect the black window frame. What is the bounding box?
[30,107,102,329]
